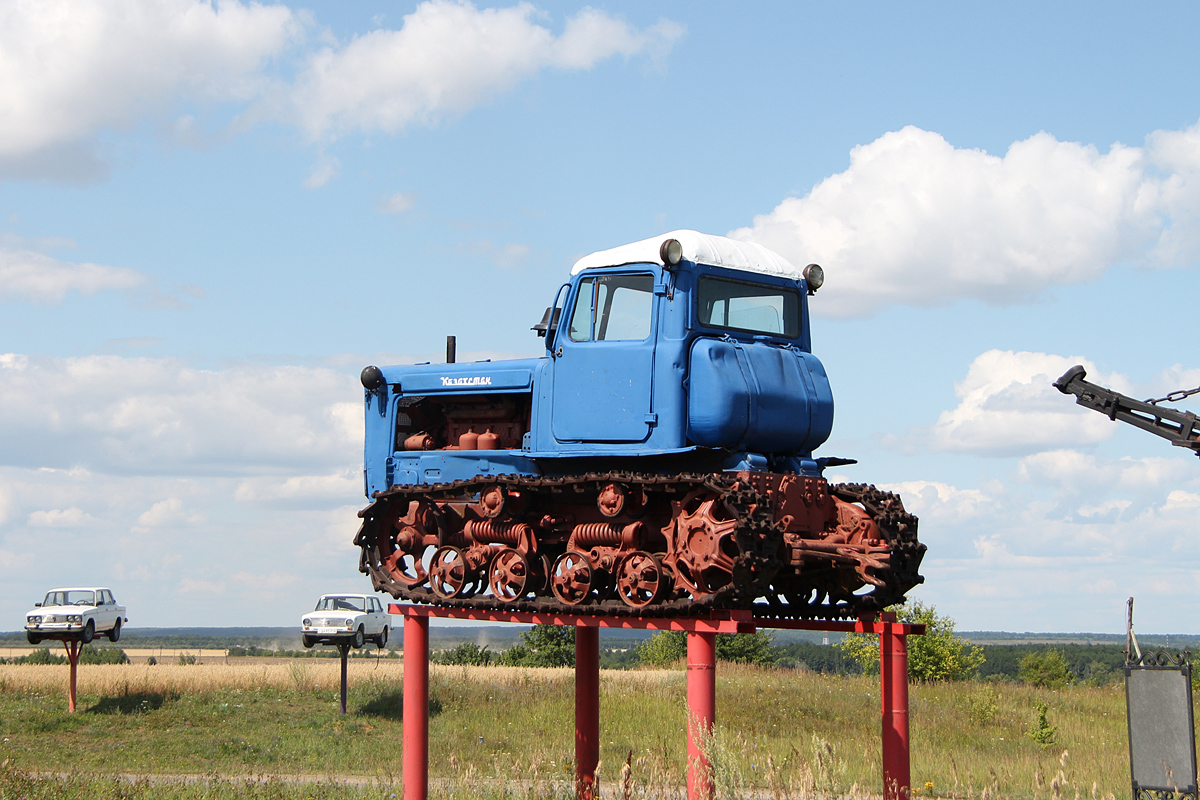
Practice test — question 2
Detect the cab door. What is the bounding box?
[551,271,657,443]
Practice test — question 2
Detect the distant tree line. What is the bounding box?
[0,645,129,665]
[429,612,1133,688]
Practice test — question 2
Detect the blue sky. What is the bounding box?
[3,0,1200,633]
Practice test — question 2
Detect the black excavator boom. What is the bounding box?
[1054,365,1200,456]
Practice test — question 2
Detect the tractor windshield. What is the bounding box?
[567,274,653,342]
[697,277,800,338]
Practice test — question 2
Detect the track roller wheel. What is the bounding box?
[550,551,597,606]
[615,551,666,609]
[488,547,530,603]
[429,546,473,599]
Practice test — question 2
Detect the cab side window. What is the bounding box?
[567,274,654,342]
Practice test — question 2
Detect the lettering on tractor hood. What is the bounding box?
[440,375,492,387]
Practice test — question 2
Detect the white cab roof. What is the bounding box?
[571,229,800,279]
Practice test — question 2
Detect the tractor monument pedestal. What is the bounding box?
[392,604,923,800]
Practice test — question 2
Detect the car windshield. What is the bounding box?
[315,596,366,612]
[43,590,95,606]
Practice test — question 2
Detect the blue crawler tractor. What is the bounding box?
[354,231,924,618]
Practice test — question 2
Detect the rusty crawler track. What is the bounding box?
[354,472,924,620]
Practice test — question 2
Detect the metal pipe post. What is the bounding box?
[686,631,717,800]
[880,622,911,800]
[66,640,80,713]
[339,644,350,714]
[575,625,600,799]
[404,613,430,800]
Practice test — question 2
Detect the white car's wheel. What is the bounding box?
[80,620,95,644]
[376,626,388,648]
[108,618,122,643]
[302,634,315,649]
[352,626,365,649]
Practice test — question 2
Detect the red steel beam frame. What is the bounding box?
[394,604,923,800]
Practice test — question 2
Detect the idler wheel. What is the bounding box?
[615,551,666,609]
[429,546,472,599]
[479,486,507,519]
[550,551,597,606]
[488,547,529,603]
[596,483,626,518]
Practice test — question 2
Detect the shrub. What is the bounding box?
[1019,650,1072,688]
[434,642,492,666]
[10,648,66,665]
[966,686,998,724]
[637,630,778,667]
[838,602,984,681]
[716,631,777,665]
[498,624,574,667]
[79,645,129,665]
[638,630,686,667]
[1027,701,1057,745]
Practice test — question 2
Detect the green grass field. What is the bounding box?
[0,660,1156,799]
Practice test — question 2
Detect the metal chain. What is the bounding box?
[1146,385,1200,405]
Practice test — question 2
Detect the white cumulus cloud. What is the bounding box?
[27,507,97,527]
[879,480,996,524]
[0,246,146,303]
[732,122,1200,317]
[0,0,300,180]
[281,0,684,142]
[923,350,1126,456]
[235,470,361,505]
[378,192,417,215]
[0,1,683,181]
[0,353,360,475]
[135,497,207,528]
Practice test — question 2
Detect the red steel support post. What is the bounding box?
[66,640,80,713]
[404,613,430,800]
[686,631,717,800]
[575,625,600,799]
[880,621,911,800]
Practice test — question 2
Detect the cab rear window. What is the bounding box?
[697,277,800,338]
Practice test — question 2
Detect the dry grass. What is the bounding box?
[0,660,401,694]
[0,659,1158,799]
[0,661,678,697]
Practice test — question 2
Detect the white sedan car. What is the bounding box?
[301,593,391,649]
[25,587,127,645]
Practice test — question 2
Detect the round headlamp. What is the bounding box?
[659,238,684,268]
[361,365,385,391]
[802,263,824,294]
